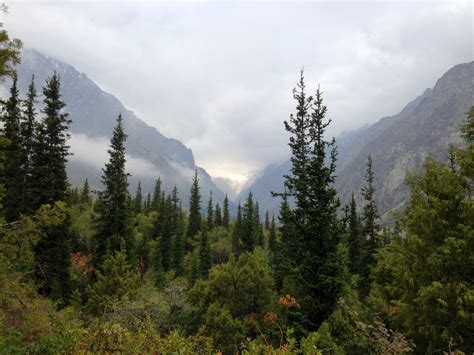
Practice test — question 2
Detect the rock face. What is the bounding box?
[12,48,227,208]
[239,62,474,222]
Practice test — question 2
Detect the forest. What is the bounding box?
[0,13,473,355]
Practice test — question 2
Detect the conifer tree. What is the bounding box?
[207,191,214,231]
[31,72,71,209]
[232,203,242,258]
[151,177,162,212]
[172,232,184,274]
[31,73,72,302]
[2,74,23,221]
[144,192,151,215]
[276,72,346,329]
[134,181,142,214]
[347,193,363,275]
[214,202,222,227]
[199,224,212,278]
[81,178,90,203]
[269,214,277,253]
[241,191,255,252]
[264,210,270,230]
[223,193,230,230]
[94,114,132,262]
[360,155,380,291]
[19,75,37,214]
[186,170,201,238]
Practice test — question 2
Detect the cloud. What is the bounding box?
[4,1,472,181]
[69,133,161,178]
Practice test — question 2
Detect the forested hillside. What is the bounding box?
[0,16,473,355]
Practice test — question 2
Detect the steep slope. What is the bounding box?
[239,62,473,221]
[11,49,226,207]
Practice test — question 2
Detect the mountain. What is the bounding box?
[11,49,227,208]
[238,62,474,221]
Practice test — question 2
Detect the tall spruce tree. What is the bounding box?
[134,180,143,214]
[151,177,162,212]
[207,191,214,231]
[241,191,256,252]
[269,214,277,253]
[186,170,201,238]
[81,178,90,203]
[264,210,270,230]
[214,202,222,227]
[232,202,242,258]
[360,155,380,292]
[19,75,37,214]
[31,73,72,302]
[160,195,173,271]
[2,74,23,221]
[223,193,230,230]
[276,72,346,329]
[347,193,363,275]
[31,72,71,209]
[94,114,132,262]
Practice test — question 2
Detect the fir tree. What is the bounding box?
[264,210,270,230]
[172,232,184,274]
[81,178,90,203]
[189,251,200,286]
[214,202,223,227]
[232,202,242,258]
[144,192,151,215]
[199,224,212,278]
[19,75,37,214]
[151,177,162,212]
[186,170,201,238]
[241,191,255,252]
[94,114,132,262]
[222,193,230,230]
[276,73,346,329]
[134,181,143,214]
[160,195,173,271]
[2,74,23,221]
[207,191,214,231]
[347,193,363,275]
[360,155,380,293]
[31,72,71,209]
[269,214,277,253]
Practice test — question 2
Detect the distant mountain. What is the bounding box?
[238,62,473,222]
[11,49,227,208]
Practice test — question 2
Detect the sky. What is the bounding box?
[4,0,473,187]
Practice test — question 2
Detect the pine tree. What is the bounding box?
[19,75,37,214]
[232,202,242,258]
[360,155,380,291]
[172,231,184,274]
[151,177,162,212]
[276,73,346,329]
[199,224,212,278]
[32,72,71,209]
[241,191,255,252]
[186,170,201,238]
[144,192,151,215]
[269,214,277,253]
[214,202,223,227]
[81,178,90,203]
[94,114,132,262]
[2,74,23,221]
[264,210,270,230]
[223,193,230,230]
[134,180,143,214]
[189,251,200,286]
[347,193,363,275]
[207,191,214,231]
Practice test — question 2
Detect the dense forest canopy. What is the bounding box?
[0,11,473,355]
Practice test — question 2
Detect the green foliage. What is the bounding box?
[198,225,212,278]
[86,248,140,316]
[373,121,474,353]
[223,193,230,230]
[94,114,133,262]
[186,170,202,238]
[276,72,347,329]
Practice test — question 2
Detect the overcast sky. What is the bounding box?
[5,0,472,184]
